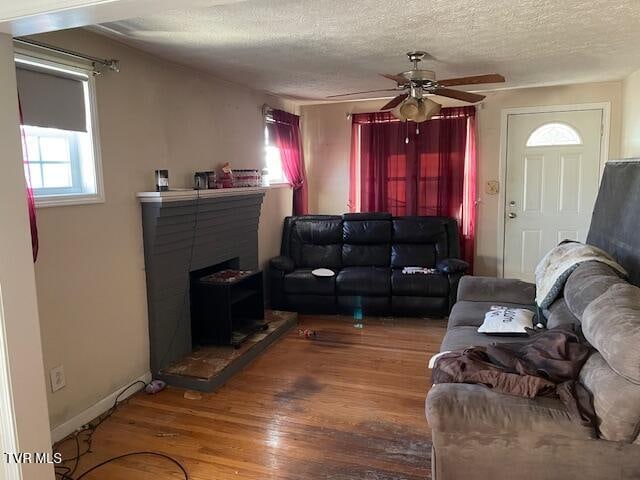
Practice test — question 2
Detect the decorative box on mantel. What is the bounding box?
[137,187,267,377]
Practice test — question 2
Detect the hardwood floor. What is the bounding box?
[62,315,446,480]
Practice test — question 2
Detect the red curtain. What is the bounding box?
[269,109,308,215]
[18,99,38,262]
[349,106,477,271]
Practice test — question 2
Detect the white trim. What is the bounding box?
[50,371,151,443]
[35,192,105,208]
[267,182,292,189]
[0,287,22,480]
[497,102,611,277]
[137,186,269,204]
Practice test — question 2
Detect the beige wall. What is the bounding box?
[0,33,54,479]
[29,29,293,429]
[621,69,640,158]
[301,81,622,276]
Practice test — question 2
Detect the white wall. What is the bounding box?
[301,81,622,276]
[0,33,54,480]
[621,69,640,158]
[28,28,293,430]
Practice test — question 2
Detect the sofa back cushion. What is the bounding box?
[563,261,626,319]
[543,298,580,329]
[580,352,640,442]
[289,217,343,269]
[391,217,451,268]
[581,283,640,384]
[342,214,391,267]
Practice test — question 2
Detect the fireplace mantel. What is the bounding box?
[137,186,268,204]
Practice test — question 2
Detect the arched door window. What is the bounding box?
[526,122,582,147]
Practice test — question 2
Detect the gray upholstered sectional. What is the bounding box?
[426,161,640,479]
[427,263,640,479]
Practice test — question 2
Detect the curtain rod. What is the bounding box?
[13,37,120,74]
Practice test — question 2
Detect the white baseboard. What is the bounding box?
[51,371,152,443]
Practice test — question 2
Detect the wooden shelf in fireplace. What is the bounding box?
[191,270,265,349]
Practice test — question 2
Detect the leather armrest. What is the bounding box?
[457,276,536,305]
[425,383,594,440]
[270,255,295,273]
[437,258,469,274]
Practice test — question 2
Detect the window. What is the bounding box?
[526,122,582,147]
[264,124,286,184]
[16,53,103,207]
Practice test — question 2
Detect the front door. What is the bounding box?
[503,109,604,281]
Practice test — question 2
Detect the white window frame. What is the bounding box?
[263,124,289,186]
[15,51,105,208]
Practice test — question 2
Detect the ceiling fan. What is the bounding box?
[328,51,505,122]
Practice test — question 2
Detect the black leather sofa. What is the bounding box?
[269,213,468,317]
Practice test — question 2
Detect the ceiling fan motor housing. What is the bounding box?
[401,69,437,90]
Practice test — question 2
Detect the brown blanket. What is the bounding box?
[432,326,596,426]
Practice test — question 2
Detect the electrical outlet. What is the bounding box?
[50,365,66,393]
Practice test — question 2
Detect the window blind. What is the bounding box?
[16,63,87,132]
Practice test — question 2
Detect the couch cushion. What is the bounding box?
[291,217,343,244]
[440,326,530,352]
[392,217,450,268]
[581,283,640,383]
[448,300,536,329]
[336,267,390,296]
[393,217,448,246]
[293,244,342,269]
[343,218,391,244]
[456,276,536,305]
[426,383,596,439]
[544,298,580,329]
[391,270,449,296]
[580,352,640,442]
[564,261,626,319]
[342,244,390,267]
[289,217,343,269]
[283,269,335,295]
[391,244,436,268]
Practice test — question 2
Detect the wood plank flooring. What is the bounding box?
[62,315,446,480]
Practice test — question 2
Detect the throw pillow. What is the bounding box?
[477,306,535,335]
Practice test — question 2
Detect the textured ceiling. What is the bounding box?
[95,0,640,101]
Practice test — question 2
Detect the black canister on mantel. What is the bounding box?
[155,169,169,191]
[194,172,208,190]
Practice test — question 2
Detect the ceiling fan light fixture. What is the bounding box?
[413,97,441,123]
[398,96,419,119]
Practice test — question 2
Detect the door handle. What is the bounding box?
[508,212,517,219]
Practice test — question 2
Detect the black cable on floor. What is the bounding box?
[74,452,188,479]
[52,381,189,479]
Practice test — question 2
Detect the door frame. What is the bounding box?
[497,102,611,277]
[0,288,22,480]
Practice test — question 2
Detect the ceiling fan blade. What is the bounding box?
[380,93,409,111]
[438,74,505,87]
[326,88,403,98]
[380,73,409,84]
[432,88,485,103]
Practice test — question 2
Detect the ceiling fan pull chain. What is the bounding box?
[405,121,410,144]
[416,124,420,135]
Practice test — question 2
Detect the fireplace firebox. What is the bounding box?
[190,258,266,348]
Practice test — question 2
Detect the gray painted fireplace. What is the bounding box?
[138,188,266,375]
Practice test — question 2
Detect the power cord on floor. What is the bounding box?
[74,452,188,480]
[53,380,188,480]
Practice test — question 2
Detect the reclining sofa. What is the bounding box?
[426,161,640,479]
[269,213,468,317]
